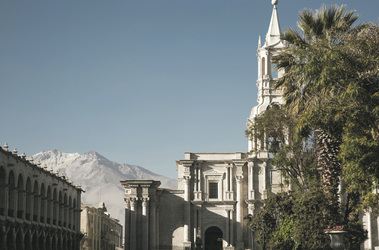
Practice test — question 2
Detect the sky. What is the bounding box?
[1,0,378,179]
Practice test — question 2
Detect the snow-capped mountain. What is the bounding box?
[32,150,177,226]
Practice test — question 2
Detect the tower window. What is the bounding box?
[271,63,278,78]
[209,182,218,199]
[262,57,266,76]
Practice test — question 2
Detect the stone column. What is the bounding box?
[262,161,267,199]
[248,162,255,200]
[142,197,149,250]
[248,203,256,250]
[230,210,234,246]
[156,202,160,250]
[149,200,157,250]
[225,209,234,247]
[183,175,191,243]
[225,209,230,246]
[129,197,137,250]
[229,167,233,193]
[193,207,198,243]
[236,175,243,248]
[194,165,202,201]
[124,199,130,250]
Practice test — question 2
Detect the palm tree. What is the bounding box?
[272,5,360,221]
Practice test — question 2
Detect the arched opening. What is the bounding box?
[6,230,14,250]
[39,234,45,250]
[62,235,67,250]
[271,63,278,78]
[8,171,16,217]
[33,181,39,221]
[40,184,46,223]
[53,189,57,225]
[0,229,4,248]
[73,199,76,230]
[32,232,38,250]
[63,194,67,227]
[58,191,63,226]
[15,230,23,250]
[204,226,223,250]
[52,235,57,250]
[57,236,62,250]
[26,178,32,220]
[24,232,31,250]
[47,187,52,224]
[262,57,266,76]
[46,236,52,250]
[0,166,6,215]
[68,196,72,229]
[17,174,24,219]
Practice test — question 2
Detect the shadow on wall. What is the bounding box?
[125,188,248,250]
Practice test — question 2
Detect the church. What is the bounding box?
[121,1,379,250]
[121,2,284,249]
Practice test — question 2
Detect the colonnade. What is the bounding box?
[122,180,160,250]
[0,147,83,250]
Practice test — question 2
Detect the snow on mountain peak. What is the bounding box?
[32,150,177,226]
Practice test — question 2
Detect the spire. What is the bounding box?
[265,0,282,47]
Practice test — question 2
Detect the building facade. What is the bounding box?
[122,1,379,250]
[0,143,83,250]
[80,202,123,250]
[121,3,284,250]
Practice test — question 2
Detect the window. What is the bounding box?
[209,182,218,199]
[271,63,278,78]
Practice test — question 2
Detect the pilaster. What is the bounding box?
[129,197,138,250]
[141,196,149,250]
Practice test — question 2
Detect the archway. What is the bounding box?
[15,230,23,250]
[32,232,38,250]
[204,226,223,250]
[6,230,14,250]
[24,232,31,250]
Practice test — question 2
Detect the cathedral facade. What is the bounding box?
[121,2,379,250]
[121,2,284,250]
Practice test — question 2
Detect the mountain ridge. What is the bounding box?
[32,150,177,225]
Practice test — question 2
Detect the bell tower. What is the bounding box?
[247,0,286,153]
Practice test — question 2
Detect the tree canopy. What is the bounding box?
[246,5,378,249]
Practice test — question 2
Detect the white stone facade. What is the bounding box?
[80,202,123,250]
[121,3,284,249]
[0,143,83,250]
[121,2,379,249]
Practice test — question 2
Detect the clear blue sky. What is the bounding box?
[1,0,378,179]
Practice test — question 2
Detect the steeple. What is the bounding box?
[247,0,285,154]
[264,0,282,47]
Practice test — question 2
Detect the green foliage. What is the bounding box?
[247,188,332,249]
[246,5,376,249]
[344,221,368,249]
[246,105,319,189]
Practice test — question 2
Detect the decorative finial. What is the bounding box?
[22,152,26,159]
[13,148,18,155]
[4,143,8,152]
[44,164,48,170]
[258,35,262,49]
[37,161,41,167]
[272,0,278,6]
[29,157,34,164]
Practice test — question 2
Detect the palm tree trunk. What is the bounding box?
[315,129,341,216]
